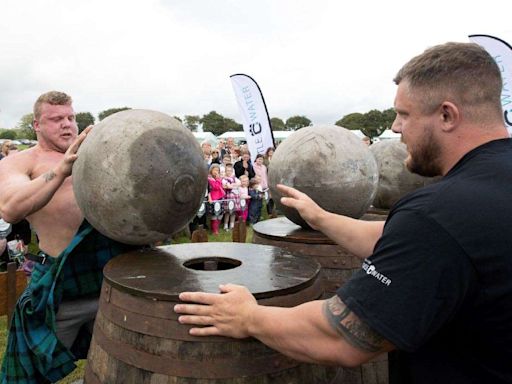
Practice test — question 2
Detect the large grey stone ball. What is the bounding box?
[268,125,378,228]
[370,140,438,209]
[73,109,207,244]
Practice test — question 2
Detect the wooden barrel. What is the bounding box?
[252,217,363,297]
[84,243,338,383]
[252,217,389,384]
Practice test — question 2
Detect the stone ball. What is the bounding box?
[370,140,438,209]
[268,125,378,228]
[73,109,207,244]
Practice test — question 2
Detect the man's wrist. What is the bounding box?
[245,304,260,337]
[53,162,72,180]
[308,208,329,231]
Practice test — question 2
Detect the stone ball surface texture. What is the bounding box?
[268,125,378,227]
[73,109,207,244]
[370,140,438,209]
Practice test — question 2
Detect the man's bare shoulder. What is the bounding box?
[0,146,40,175]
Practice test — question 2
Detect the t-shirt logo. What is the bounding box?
[362,259,392,286]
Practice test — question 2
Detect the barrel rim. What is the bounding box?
[103,242,322,301]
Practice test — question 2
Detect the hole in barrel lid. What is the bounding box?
[183,257,242,271]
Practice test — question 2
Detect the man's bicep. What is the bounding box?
[323,295,395,358]
[0,168,31,194]
[0,164,32,207]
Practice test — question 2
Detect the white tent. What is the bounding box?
[378,129,401,140]
[217,131,246,144]
[193,132,217,146]
[273,130,295,143]
[218,130,295,146]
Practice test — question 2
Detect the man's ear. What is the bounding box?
[439,101,460,132]
[32,119,40,133]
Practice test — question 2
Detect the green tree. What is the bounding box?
[16,113,37,140]
[75,112,95,133]
[184,115,201,131]
[98,107,131,121]
[173,116,182,123]
[285,115,311,130]
[335,112,365,129]
[16,113,34,130]
[0,130,17,140]
[270,117,285,130]
[223,118,242,132]
[382,108,397,129]
[200,111,226,136]
[360,110,387,141]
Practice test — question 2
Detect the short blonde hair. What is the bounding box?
[33,91,73,120]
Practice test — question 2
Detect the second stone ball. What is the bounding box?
[370,140,438,209]
[268,125,378,228]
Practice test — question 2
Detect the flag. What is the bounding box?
[230,74,275,161]
[469,34,512,134]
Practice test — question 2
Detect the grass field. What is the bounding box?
[0,221,260,382]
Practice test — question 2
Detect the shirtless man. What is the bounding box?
[0,91,89,258]
[0,92,132,383]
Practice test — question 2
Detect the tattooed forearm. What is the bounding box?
[323,295,385,353]
[43,170,56,182]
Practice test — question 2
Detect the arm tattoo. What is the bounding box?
[43,170,56,182]
[323,295,384,353]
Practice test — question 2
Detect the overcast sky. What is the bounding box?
[0,0,511,129]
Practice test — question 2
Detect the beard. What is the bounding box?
[404,128,443,177]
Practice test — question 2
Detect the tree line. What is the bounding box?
[0,107,396,141]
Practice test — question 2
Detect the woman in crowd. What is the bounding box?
[210,149,221,165]
[234,151,255,179]
[263,147,274,168]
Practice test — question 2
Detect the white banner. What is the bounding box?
[469,34,512,134]
[230,74,275,161]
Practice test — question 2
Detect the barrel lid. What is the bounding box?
[103,242,321,301]
[252,217,337,244]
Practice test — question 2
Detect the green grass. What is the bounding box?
[0,213,272,382]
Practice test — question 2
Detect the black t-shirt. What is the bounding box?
[338,139,512,384]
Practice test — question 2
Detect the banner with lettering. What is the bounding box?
[469,34,512,134]
[230,74,275,161]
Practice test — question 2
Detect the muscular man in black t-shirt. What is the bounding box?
[174,42,512,383]
[338,138,512,383]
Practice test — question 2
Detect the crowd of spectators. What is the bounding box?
[197,137,275,235]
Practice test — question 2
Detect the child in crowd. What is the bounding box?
[219,154,231,177]
[238,175,250,222]
[253,153,268,190]
[248,176,264,225]
[207,164,225,235]
[222,164,240,231]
